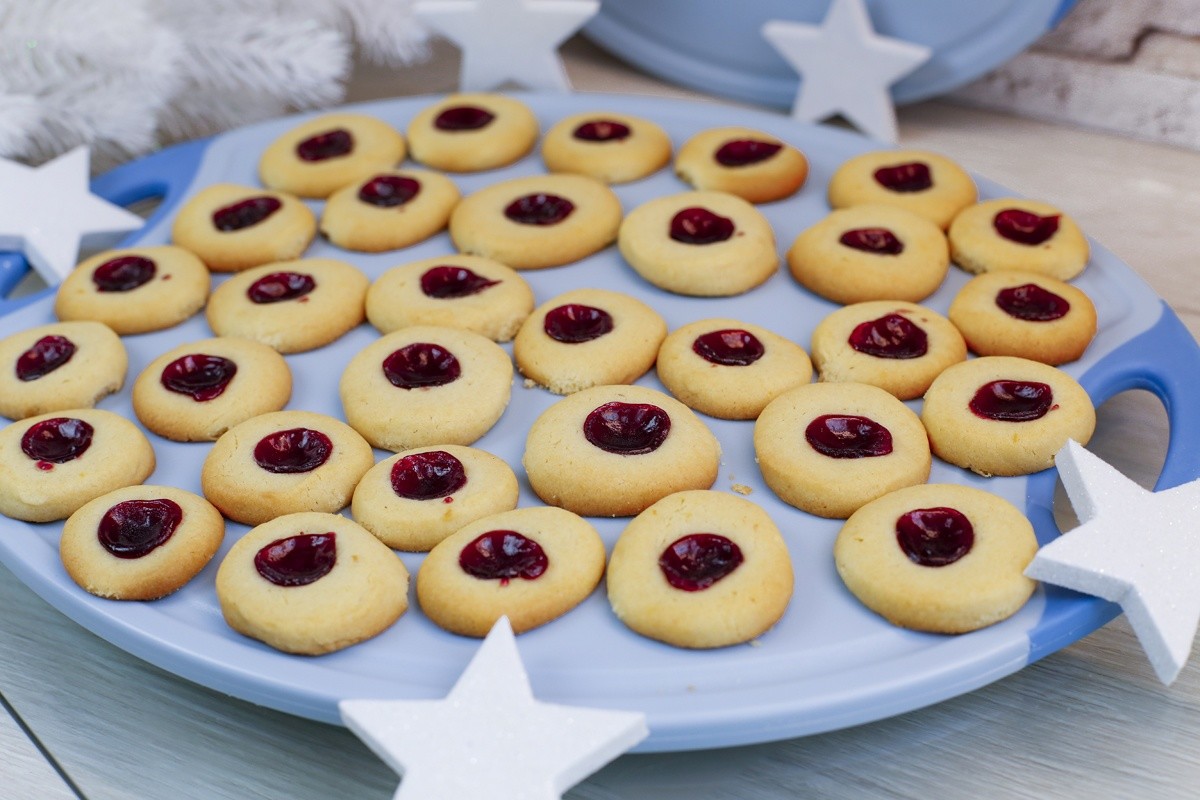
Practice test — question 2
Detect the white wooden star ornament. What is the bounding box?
[1027,440,1200,685]
[413,0,600,92]
[762,0,932,143]
[340,617,648,799]
[0,146,144,286]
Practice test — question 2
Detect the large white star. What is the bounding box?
[413,0,599,92]
[762,0,931,143]
[0,147,144,285]
[1026,440,1200,684]
[340,617,648,799]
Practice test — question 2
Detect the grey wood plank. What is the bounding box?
[0,694,78,800]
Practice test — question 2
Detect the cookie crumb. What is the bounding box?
[523,378,537,389]
[732,483,752,495]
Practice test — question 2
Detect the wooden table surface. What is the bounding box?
[4,37,1200,799]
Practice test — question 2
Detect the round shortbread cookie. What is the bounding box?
[55,246,210,335]
[215,511,409,655]
[617,190,778,296]
[542,111,671,184]
[834,483,1038,633]
[787,204,950,305]
[606,490,794,648]
[171,183,316,273]
[674,126,808,204]
[205,258,369,353]
[948,197,1090,280]
[0,321,127,420]
[449,173,623,270]
[132,337,292,442]
[655,318,813,419]
[320,169,461,252]
[513,288,666,395]
[948,270,1097,365]
[416,506,605,637]
[523,384,721,517]
[339,325,513,452]
[0,409,156,523]
[810,301,967,400]
[828,150,977,230]
[60,485,225,600]
[921,355,1095,477]
[406,93,538,172]
[366,255,534,343]
[258,112,406,198]
[351,444,519,552]
[754,382,931,519]
[201,410,375,526]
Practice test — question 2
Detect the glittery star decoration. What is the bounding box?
[0,147,143,286]
[761,0,932,143]
[1026,440,1200,684]
[340,617,648,799]
[413,0,600,92]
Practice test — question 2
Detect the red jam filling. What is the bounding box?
[160,354,237,401]
[714,139,782,167]
[658,533,743,591]
[459,530,547,584]
[253,428,333,474]
[583,401,670,455]
[995,283,1071,321]
[504,193,575,225]
[669,207,735,244]
[92,255,156,292]
[692,329,764,366]
[212,196,282,232]
[969,380,1054,422]
[839,227,904,255]
[97,499,182,559]
[896,507,974,567]
[296,128,354,161]
[848,313,929,359]
[873,162,932,193]
[16,335,76,381]
[543,304,614,343]
[574,119,631,141]
[805,414,893,458]
[254,533,337,587]
[382,343,461,388]
[993,208,1060,245]
[434,105,495,130]
[21,417,94,464]
[247,271,316,304]
[358,175,421,208]
[419,266,499,299]
[390,450,467,500]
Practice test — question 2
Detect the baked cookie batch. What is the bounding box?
[0,93,1107,656]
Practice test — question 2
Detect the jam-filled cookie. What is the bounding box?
[0,321,127,420]
[351,444,519,552]
[921,355,1095,476]
[810,301,967,400]
[258,112,406,198]
[320,168,461,252]
[656,318,812,419]
[171,183,316,272]
[339,325,513,452]
[205,258,369,353]
[449,173,622,269]
[948,198,1090,280]
[215,511,409,655]
[606,490,793,648]
[523,384,721,517]
[828,150,977,230]
[0,409,156,523]
[201,410,375,526]
[754,382,931,519]
[366,254,534,343]
[132,337,292,442]
[542,111,671,184]
[787,205,950,305]
[948,270,1097,365]
[618,190,777,296]
[416,506,605,636]
[60,485,224,600]
[407,93,538,172]
[834,483,1038,633]
[55,246,210,335]
[674,126,808,204]
[513,288,666,395]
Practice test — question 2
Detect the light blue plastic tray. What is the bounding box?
[1,92,1197,752]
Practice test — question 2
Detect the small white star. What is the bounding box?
[1026,440,1200,684]
[762,0,931,143]
[414,0,599,92]
[340,617,648,800]
[0,147,143,285]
